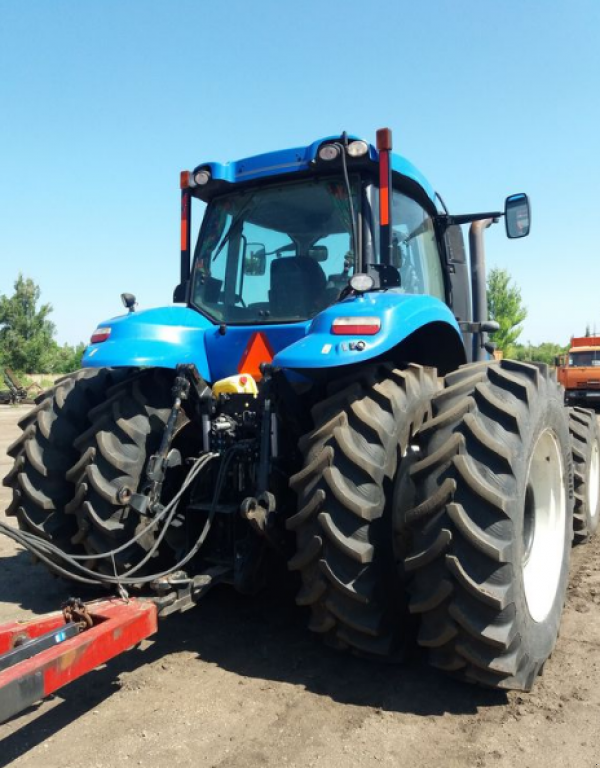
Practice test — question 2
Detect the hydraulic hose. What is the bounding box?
[0,447,240,588]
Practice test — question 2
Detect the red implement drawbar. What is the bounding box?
[0,598,158,723]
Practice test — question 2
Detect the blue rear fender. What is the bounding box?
[82,296,465,383]
[82,306,214,381]
[272,292,466,374]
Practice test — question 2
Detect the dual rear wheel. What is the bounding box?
[568,406,600,543]
[290,360,582,690]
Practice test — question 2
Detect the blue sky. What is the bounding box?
[1,1,599,347]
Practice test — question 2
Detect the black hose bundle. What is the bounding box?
[0,446,242,589]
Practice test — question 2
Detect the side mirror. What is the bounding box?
[505,193,531,239]
[173,281,188,303]
[243,245,266,276]
[308,245,328,262]
[554,356,560,367]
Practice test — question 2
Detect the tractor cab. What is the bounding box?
[179,134,447,329]
[83,131,530,382]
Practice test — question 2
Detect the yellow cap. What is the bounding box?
[212,374,258,396]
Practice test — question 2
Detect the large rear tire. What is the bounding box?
[288,363,439,657]
[404,360,572,690]
[568,406,600,543]
[68,368,180,575]
[3,369,128,560]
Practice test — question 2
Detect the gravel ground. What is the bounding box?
[0,404,599,768]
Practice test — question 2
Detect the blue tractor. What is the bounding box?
[6,129,598,691]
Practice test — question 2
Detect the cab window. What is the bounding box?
[372,189,445,299]
[190,177,359,324]
[390,191,445,299]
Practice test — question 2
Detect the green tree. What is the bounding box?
[0,275,85,374]
[487,267,527,355]
[512,341,568,365]
[0,274,57,372]
[52,342,86,374]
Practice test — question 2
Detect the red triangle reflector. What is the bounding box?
[238,332,274,380]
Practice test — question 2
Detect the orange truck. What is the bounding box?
[557,335,600,407]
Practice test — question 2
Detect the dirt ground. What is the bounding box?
[0,404,599,768]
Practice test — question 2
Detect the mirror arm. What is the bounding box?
[437,212,502,228]
[458,320,499,334]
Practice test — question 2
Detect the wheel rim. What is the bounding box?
[523,429,566,623]
[588,437,600,526]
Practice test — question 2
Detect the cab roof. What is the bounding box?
[192,134,437,205]
[571,336,600,349]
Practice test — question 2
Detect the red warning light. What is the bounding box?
[238,332,274,380]
[376,128,393,151]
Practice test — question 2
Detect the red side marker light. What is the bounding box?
[331,317,381,336]
[91,327,111,344]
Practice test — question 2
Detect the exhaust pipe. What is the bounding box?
[469,218,495,361]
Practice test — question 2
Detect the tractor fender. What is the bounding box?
[81,306,213,381]
[273,292,464,371]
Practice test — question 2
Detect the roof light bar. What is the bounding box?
[318,140,369,162]
[194,169,211,186]
[347,140,368,157]
[318,144,341,161]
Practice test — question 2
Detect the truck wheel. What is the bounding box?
[3,369,128,559]
[569,407,600,543]
[288,363,439,658]
[404,360,572,690]
[68,368,181,575]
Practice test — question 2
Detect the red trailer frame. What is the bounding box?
[0,598,157,723]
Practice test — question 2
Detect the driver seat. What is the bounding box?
[269,256,327,318]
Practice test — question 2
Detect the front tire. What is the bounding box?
[404,360,572,690]
[288,363,439,658]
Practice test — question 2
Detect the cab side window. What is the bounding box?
[390,191,445,300]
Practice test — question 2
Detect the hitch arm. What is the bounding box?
[0,598,157,723]
[134,363,212,515]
